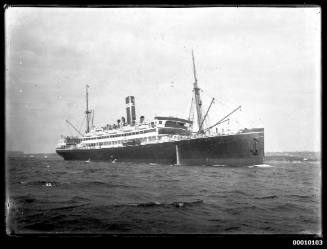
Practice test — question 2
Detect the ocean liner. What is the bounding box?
[56,52,264,166]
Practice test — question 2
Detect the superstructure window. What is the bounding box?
[165,121,186,129]
[178,122,185,127]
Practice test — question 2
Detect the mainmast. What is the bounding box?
[192,50,204,133]
[85,85,91,133]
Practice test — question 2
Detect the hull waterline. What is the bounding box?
[56,129,264,166]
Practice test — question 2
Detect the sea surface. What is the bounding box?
[6,152,321,235]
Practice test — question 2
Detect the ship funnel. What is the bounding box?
[140,116,144,124]
[125,96,136,125]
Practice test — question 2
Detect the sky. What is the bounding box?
[5,7,321,153]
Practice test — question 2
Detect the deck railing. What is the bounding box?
[57,129,242,150]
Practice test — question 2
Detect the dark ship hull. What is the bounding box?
[56,128,264,166]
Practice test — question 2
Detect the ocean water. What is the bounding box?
[6,153,321,235]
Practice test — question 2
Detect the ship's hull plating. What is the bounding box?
[56,129,264,166]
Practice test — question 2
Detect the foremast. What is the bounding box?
[85,84,92,133]
[192,50,204,133]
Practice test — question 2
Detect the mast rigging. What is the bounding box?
[204,105,241,132]
[198,97,215,132]
[91,109,94,128]
[65,120,83,136]
[188,97,194,121]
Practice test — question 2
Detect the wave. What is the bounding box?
[70,196,89,202]
[125,199,204,208]
[23,222,56,231]
[159,179,180,182]
[80,181,105,186]
[21,180,139,189]
[298,230,319,234]
[270,203,304,211]
[265,154,320,162]
[69,171,81,174]
[224,226,240,231]
[177,194,196,197]
[248,164,274,168]
[230,190,251,196]
[75,181,139,189]
[50,204,86,211]
[287,194,314,200]
[254,195,278,200]
[22,180,58,187]
[20,180,137,189]
[83,168,99,173]
[13,195,37,204]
